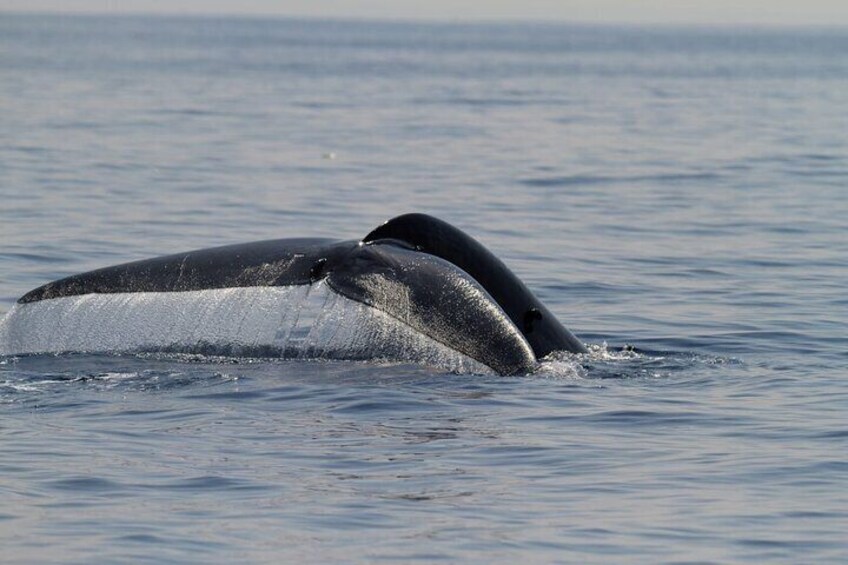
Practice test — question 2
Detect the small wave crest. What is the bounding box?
[0,357,239,402]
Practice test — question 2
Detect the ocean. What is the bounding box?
[1,13,846,563]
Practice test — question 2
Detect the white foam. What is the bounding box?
[0,284,492,374]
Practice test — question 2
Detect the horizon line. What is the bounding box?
[3,9,848,31]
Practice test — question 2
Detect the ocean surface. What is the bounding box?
[1,13,847,564]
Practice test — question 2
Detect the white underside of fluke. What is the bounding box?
[0,283,491,374]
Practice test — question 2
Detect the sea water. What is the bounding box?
[0,14,846,563]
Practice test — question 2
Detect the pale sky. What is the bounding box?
[2,0,848,26]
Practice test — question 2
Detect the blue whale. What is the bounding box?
[0,214,585,374]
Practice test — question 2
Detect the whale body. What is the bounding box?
[0,214,586,374]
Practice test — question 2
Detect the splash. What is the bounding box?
[582,342,649,361]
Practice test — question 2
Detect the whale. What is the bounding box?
[0,213,586,374]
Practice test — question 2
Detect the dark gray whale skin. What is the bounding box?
[363,214,587,359]
[17,214,586,374]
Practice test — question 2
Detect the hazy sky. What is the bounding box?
[2,0,848,26]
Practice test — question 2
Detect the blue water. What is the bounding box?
[1,13,847,563]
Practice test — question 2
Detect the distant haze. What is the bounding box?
[3,0,848,26]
